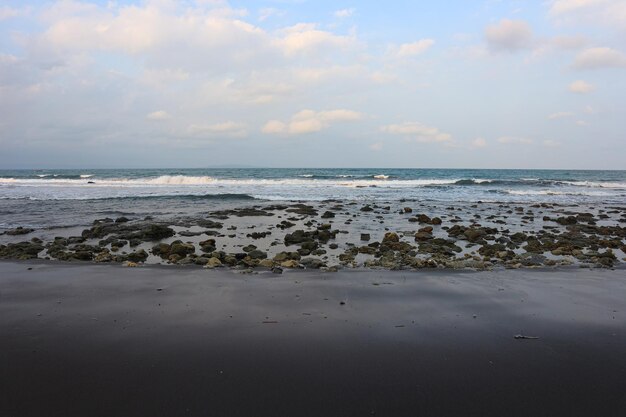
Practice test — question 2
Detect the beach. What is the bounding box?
[1,261,625,416]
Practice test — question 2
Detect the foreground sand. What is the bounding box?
[1,261,625,417]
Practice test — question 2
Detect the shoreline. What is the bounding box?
[1,261,625,416]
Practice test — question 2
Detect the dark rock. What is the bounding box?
[5,227,34,236]
[127,249,148,262]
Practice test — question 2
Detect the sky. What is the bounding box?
[0,0,625,169]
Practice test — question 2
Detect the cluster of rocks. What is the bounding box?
[1,202,625,271]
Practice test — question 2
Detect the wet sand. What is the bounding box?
[1,261,625,416]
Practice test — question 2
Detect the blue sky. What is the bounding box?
[0,0,625,169]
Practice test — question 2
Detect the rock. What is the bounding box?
[204,257,222,268]
[94,250,112,262]
[382,232,400,243]
[403,207,413,213]
[280,260,300,268]
[5,227,34,236]
[555,216,577,225]
[414,231,433,242]
[115,217,129,223]
[300,258,326,269]
[151,243,171,257]
[360,233,371,241]
[169,241,195,257]
[463,228,487,242]
[197,219,224,228]
[127,249,148,262]
[0,241,44,260]
[286,204,318,216]
[416,214,431,224]
[247,249,268,260]
[321,211,335,219]
[258,259,274,268]
[418,226,433,233]
[199,239,216,253]
[431,217,442,225]
[123,261,138,267]
[142,224,175,240]
[360,205,374,212]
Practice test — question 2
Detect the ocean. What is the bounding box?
[1,168,625,230]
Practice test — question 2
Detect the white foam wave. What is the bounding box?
[80,174,93,178]
[505,189,614,196]
[0,176,460,188]
[561,181,626,189]
[373,174,389,179]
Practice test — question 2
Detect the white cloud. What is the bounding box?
[584,105,597,114]
[497,136,533,144]
[396,39,435,58]
[576,120,589,126]
[549,111,574,119]
[471,137,487,148]
[381,122,452,143]
[261,120,287,134]
[258,8,284,21]
[334,8,355,18]
[0,6,24,20]
[146,110,171,120]
[276,23,356,56]
[568,79,594,93]
[187,121,247,137]
[369,142,383,151]
[548,0,626,27]
[262,109,363,135]
[573,47,626,69]
[485,19,533,52]
[543,139,561,147]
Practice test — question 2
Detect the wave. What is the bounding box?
[1,175,625,190]
[560,181,626,189]
[504,189,616,196]
[0,193,257,202]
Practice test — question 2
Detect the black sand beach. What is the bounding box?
[1,261,625,417]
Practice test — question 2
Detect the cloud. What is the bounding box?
[334,8,355,18]
[381,122,452,143]
[471,138,487,148]
[568,79,593,93]
[0,6,25,20]
[497,136,533,144]
[548,111,574,119]
[146,110,171,120]
[261,120,287,134]
[548,0,626,27]
[258,8,284,21]
[187,121,247,137]
[485,19,532,52]
[262,109,363,135]
[396,39,435,58]
[276,23,356,56]
[369,142,383,151]
[543,139,561,147]
[573,47,626,69]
